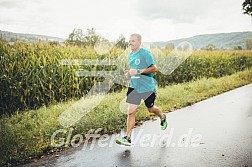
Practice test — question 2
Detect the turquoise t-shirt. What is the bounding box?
[128,48,156,93]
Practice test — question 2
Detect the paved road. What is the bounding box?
[22,84,252,167]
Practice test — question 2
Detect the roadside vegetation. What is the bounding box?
[1,34,252,166]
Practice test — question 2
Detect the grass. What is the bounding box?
[1,68,252,166]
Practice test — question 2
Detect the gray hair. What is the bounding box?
[130,33,142,42]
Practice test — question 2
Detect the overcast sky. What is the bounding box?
[0,0,251,42]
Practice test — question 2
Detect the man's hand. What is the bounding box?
[128,69,139,76]
[127,65,158,76]
[124,70,131,80]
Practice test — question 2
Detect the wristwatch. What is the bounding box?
[137,69,141,74]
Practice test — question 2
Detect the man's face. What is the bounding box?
[129,36,141,51]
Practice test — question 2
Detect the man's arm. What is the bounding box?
[129,64,158,76]
[139,64,157,74]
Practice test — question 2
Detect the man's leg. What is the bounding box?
[143,91,164,118]
[144,91,167,130]
[148,106,167,130]
[126,103,138,137]
[147,106,164,118]
[115,88,140,146]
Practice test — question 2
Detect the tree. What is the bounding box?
[65,28,85,46]
[206,44,216,51]
[65,28,102,48]
[165,42,175,50]
[115,34,128,49]
[245,38,252,50]
[84,28,100,47]
[233,45,243,50]
[242,0,252,17]
[10,37,16,42]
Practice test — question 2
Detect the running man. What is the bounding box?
[115,33,167,146]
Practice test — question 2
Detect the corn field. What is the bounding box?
[1,41,252,115]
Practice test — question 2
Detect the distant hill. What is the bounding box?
[0,30,65,43]
[145,31,252,50]
[1,30,252,50]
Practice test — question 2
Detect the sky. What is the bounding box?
[0,0,251,42]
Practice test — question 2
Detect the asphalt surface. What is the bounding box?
[21,84,252,167]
